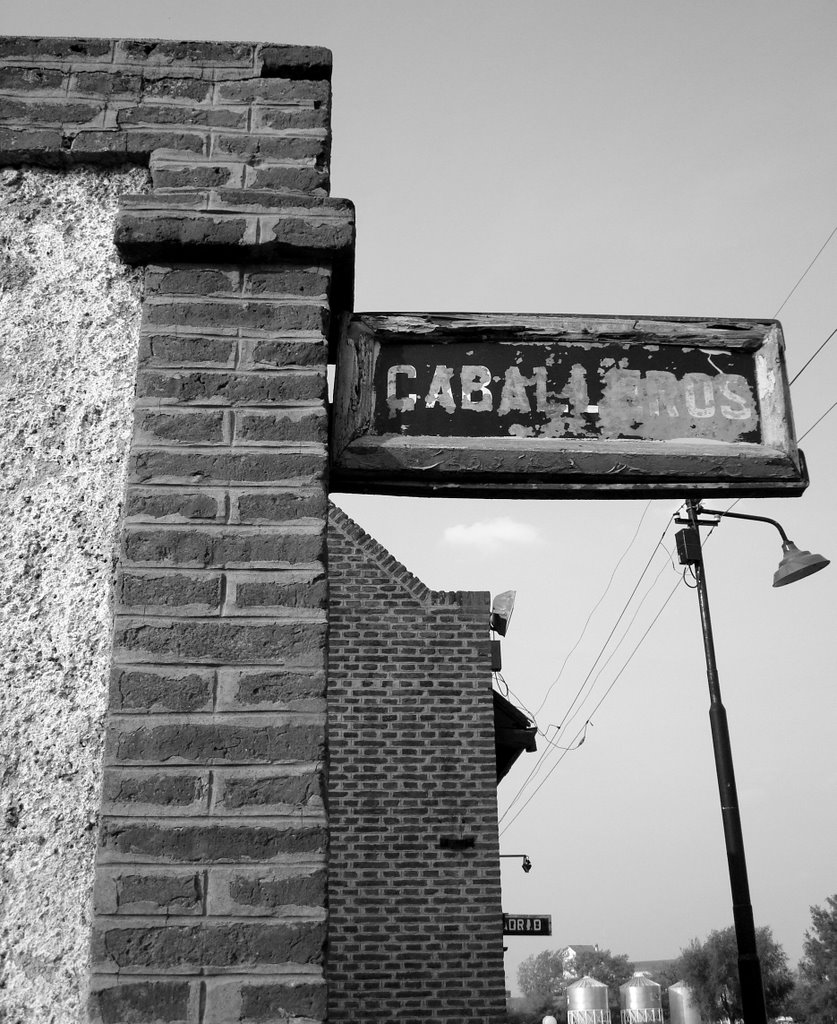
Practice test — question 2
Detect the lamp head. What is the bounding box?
[490,590,516,635]
[522,855,532,873]
[773,541,830,587]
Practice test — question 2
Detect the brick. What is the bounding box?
[115,39,255,66]
[96,867,204,915]
[124,488,223,524]
[0,126,63,163]
[115,212,248,251]
[113,619,326,666]
[122,526,323,568]
[204,978,325,1024]
[150,161,242,190]
[251,105,329,131]
[130,450,325,487]
[216,78,329,105]
[234,408,326,444]
[229,571,327,612]
[242,338,326,369]
[0,66,66,92]
[262,212,353,254]
[0,36,112,60]
[211,132,327,162]
[233,489,326,524]
[213,770,324,814]
[102,769,208,814]
[134,408,226,446]
[216,668,325,709]
[117,105,247,129]
[71,70,142,97]
[98,820,326,863]
[141,75,214,103]
[135,369,325,405]
[207,865,325,915]
[257,43,332,78]
[138,334,236,368]
[242,266,329,297]
[246,163,329,192]
[0,97,104,125]
[68,128,208,163]
[117,569,223,614]
[145,266,239,296]
[107,719,324,765]
[91,920,325,971]
[89,978,194,1024]
[110,666,215,713]
[145,298,326,333]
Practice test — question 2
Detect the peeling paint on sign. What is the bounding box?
[376,342,760,444]
[331,313,806,498]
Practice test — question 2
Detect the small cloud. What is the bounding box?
[442,516,542,553]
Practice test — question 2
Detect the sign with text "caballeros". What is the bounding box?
[330,313,807,498]
[503,914,552,936]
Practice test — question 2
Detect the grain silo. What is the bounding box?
[668,981,701,1024]
[620,972,663,1024]
[567,975,611,1024]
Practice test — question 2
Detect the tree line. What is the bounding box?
[512,894,837,1024]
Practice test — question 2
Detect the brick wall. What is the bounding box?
[0,36,353,1024]
[327,504,507,1024]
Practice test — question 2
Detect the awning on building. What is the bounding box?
[493,690,537,783]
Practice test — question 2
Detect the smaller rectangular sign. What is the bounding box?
[503,914,552,936]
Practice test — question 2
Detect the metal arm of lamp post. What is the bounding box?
[676,500,828,1024]
[500,853,532,873]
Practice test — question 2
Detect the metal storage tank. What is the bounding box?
[620,972,663,1024]
[668,981,701,1024]
[568,975,611,1024]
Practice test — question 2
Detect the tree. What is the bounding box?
[518,949,568,1008]
[517,947,635,1014]
[566,948,636,1014]
[795,894,837,1024]
[676,926,794,1023]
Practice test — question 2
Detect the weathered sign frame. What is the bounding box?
[330,313,807,498]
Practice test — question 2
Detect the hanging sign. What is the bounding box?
[503,914,552,936]
[331,313,807,498]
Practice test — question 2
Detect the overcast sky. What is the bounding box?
[6,0,837,996]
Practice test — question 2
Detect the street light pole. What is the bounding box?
[684,498,768,1024]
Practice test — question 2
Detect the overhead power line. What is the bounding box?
[499,572,684,838]
[532,500,653,718]
[790,326,837,387]
[798,399,837,443]
[499,517,676,825]
[773,223,837,319]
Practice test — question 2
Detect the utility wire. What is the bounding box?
[500,573,684,837]
[532,500,653,717]
[789,326,837,387]
[773,224,837,319]
[504,551,673,817]
[499,519,673,823]
[798,399,837,443]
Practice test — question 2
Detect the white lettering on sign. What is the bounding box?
[461,365,493,412]
[424,365,456,413]
[385,361,758,442]
[503,915,551,935]
[386,365,417,413]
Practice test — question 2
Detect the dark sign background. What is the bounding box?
[372,339,761,444]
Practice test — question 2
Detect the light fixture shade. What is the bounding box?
[490,590,516,635]
[773,542,830,587]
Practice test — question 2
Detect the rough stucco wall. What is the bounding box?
[0,166,147,1023]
